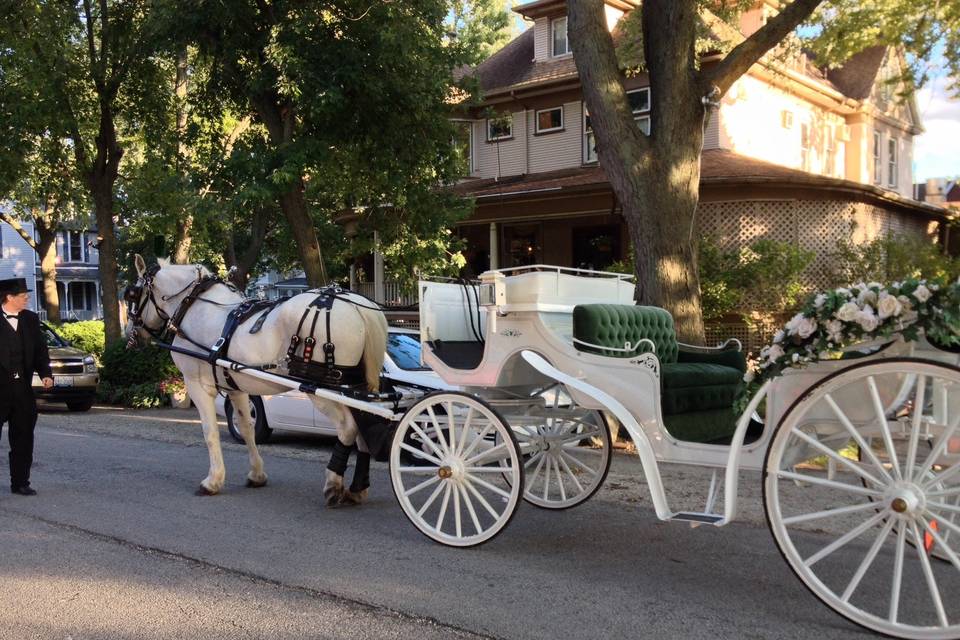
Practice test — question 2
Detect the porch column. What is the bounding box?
[489,222,499,270]
[349,264,357,291]
[373,230,385,303]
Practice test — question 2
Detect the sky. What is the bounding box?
[913,72,960,182]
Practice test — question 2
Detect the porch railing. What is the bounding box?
[353,281,417,307]
[38,309,102,323]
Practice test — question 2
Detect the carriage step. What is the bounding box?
[671,512,724,526]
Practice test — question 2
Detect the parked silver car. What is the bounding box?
[216,328,453,443]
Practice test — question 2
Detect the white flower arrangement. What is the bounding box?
[737,277,960,413]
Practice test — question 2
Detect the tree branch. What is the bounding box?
[704,0,824,96]
[0,212,39,251]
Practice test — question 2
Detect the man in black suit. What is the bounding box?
[0,278,53,496]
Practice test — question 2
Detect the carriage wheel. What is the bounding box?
[390,392,524,547]
[502,389,612,510]
[764,359,960,639]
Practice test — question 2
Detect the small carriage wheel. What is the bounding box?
[499,387,612,510]
[390,392,524,548]
[763,359,960,640]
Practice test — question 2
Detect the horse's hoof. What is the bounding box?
[340,489,368,506]
[195,485,217,496]
[246,478,268,488]
[324,488,343,508]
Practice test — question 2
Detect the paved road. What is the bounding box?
[0,406,893,639]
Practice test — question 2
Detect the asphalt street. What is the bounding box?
[0,405,905,639]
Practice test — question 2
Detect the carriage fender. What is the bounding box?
[519,350,674,521]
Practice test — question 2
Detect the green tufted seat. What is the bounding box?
[572,304,745,443]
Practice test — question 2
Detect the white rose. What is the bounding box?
[876,292,902,319]
[836,301,860,322]
[825,319,844,343]
[767,344,785,362]
[914,284,931,303]
[785,313,805,336]
[814,293,827,309]
[858,288,878,306]
[856,305,879,332]
[743,369,755,383]
[791,352,800,363]
[867,281,882,289]
[835,287,851,298]
[773,329,785,344]
[798,317,817,338]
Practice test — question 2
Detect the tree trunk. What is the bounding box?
[172,47,193,264]
[224,207,270,290]
[91,182,122,343]
[35,221,61,323]
[252,95,328,286]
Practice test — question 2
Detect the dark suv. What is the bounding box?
[32,323,99,412]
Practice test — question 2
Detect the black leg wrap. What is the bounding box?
[327,440,352,476]
[350,451,371,493]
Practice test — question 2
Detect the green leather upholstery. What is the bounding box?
[572,304,746,443]
[572,304,679,362]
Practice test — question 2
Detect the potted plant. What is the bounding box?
[159,376,190,409]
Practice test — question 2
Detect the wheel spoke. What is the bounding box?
[527,451,547,490]
[446,401,458,459]
[556,427,602,444]
[399,443,442,466]
[926,509,960,538]
[435,483,452,532]
[468,473,514,500]
[465,441,511,466]
[453,478,462,538]
[889,520,907,623]
[920,518,960,572]
[928,485,960,498]
[459,420,495,461]
[790,428,886,488]
[925,459,960,492]
[915,413,960,482]
[804,509,890,567]
[398,466,442,474]
[464,466,526,473]
[417,481,446,517]
[911,520,949,627]
[781,500,881,525]
[523,451,545,470]
[557,453,585,494]
[426,406,451,456]
[824,393,894,484]
[560,449,599,476]
[553,458,566,502]
[404,475,440,497]
[463,477,502,520]
[776,470,885,498]
[541,455,552,501]
[867,376,902,480]
[928,500,960,516]
[841,517,897,603]
[905,375,926,479]
[458,483,482,535]
[408,419,445,461]
[457,407,474,456]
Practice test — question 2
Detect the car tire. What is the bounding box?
[67,399,94,412]
[225,396,272,444]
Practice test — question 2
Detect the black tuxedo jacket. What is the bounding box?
[0,309,53,384]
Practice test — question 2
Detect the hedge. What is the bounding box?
[56,320,106,362]
[100,339,180,387]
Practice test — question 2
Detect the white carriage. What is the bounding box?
[386,265,960,640]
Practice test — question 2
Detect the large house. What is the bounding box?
[0,214,103,321]
[449,0,949,285]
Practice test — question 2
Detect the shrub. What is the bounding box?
[97,380,165,408]
[100,339,180,387]
[56,320,106,362]
[830,233,960,285]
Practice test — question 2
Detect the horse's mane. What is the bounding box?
[157,257,213,278]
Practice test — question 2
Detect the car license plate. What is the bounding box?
[55,377,74,387]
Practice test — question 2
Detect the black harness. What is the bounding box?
[285,286,365,387]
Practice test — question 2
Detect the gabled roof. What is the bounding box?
[825,45,887,100]
[467,28,578,96]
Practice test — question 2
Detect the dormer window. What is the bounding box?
[551,17,569,56]
[487,114,513,141]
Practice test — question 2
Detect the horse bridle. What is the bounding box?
[124,264,205,346]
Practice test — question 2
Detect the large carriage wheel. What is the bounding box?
[502,386,612,510]
[763,359,960,639]
[389,392,524,547]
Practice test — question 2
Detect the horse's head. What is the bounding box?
[124,255,208,348]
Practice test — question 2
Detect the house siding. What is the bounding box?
[534,18,549,61]
[475,113,528,178]
[0,216,40,310]
[528,101,583,173]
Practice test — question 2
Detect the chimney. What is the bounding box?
[925,178,945,204]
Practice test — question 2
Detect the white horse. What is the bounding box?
[124,256,389,505]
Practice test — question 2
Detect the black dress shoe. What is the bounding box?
[11,486,37,496]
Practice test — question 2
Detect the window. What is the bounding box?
[68,230,84,262]
[583,87,651,163]
[451,120,473,175]
[487,114,512,141]
[824,125,835,176]
[551,17,569,56]
[872,131,882,184]
[535,107,563,134]
[800,123,810,171]
[888,137,898,187]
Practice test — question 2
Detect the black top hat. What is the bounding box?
[0,277,32,296]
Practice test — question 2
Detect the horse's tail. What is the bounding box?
[357,303,388,393]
